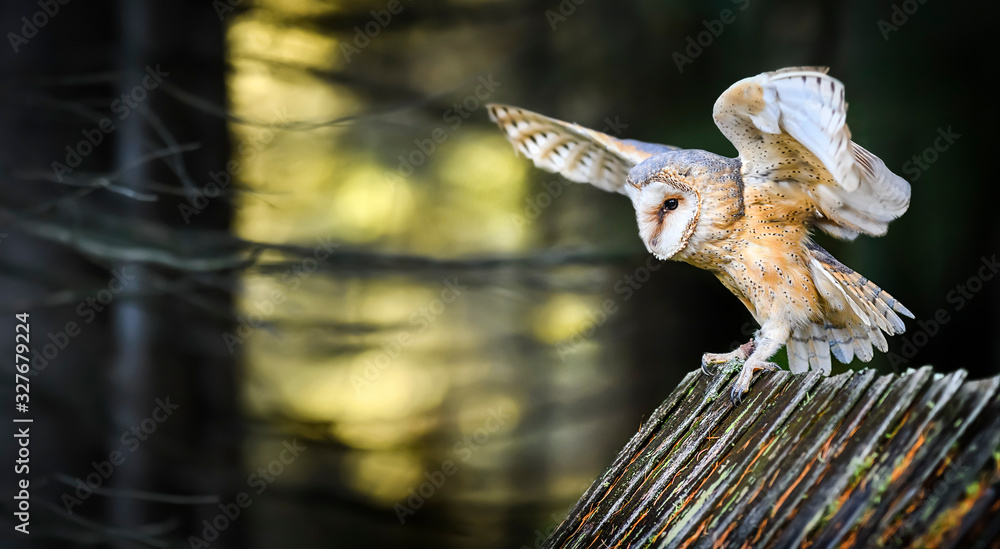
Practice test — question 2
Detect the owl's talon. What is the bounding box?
[701,340,755,377]
[730,384,745,406]
[730,376,750,406]
[758,361,780,372]
[729,358,781,405]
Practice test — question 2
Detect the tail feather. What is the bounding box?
[849,323,875,362]
[869,324,889,352]
[809,324,832,374]
[787,336,810,374]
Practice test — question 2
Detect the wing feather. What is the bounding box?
[712,67,910,239]
[487,104,677,194]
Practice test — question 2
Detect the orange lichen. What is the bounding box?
[890,430,927,484]
[831,482,856,516]
[751,517,767,544]
[913,480,985,547]
[711,518,738,549]
[840,528,858,547]
[817,433,836,461]
[885,410,912,441]
[773,462,813,516]
[677,520,707,549]
[567,506,600,542]
[616,508,648,543]
[735,436,777,489]
[879,514,904,545]
[667,465,690,497]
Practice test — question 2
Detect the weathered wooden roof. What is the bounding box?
[544,365,1000,548]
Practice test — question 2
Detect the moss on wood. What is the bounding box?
[544,366,1000,548]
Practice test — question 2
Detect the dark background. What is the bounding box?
[0,0,997,547]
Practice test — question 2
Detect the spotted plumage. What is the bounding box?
[487,66,913,404]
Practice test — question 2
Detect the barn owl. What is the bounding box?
[487,67,913,404]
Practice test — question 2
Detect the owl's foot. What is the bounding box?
[701,340,755,376]
[729,359,780,406]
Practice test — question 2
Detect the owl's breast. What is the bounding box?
[706,238,822,327]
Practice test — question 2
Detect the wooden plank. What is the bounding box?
[543,366,1000,549]
[900,379,1000,547]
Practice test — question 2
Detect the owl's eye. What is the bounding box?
[662,198,679,211]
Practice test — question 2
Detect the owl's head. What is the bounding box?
[623,150,741,260]
[624,177,700,259]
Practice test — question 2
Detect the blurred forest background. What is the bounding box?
[0,0,997,547]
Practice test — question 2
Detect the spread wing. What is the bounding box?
[487,104,677,194]
[712,67,910,240]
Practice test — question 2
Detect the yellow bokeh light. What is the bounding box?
[341,449,423,505]
[331,165,416,243]
[227,66,360,125]
[221,0,590,513]
[277,353,450,449]
[532,294,603,345]
[229,15,341,70]
[455,393,520,436]
[408,131,532,253]
[437,133,527,195]
[253,0,337,17]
